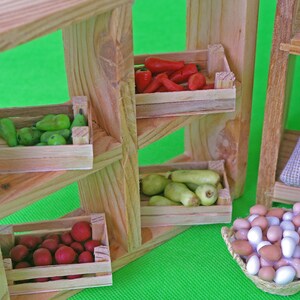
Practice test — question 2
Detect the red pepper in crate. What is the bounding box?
[160,76,185,92]
[188,72,206,90]
[135,68,152,93]
[145,57,184,73]
[169,63,199,83]
[143,73,168,93]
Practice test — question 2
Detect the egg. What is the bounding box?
[233,218,251,230]
[293,245,300,258]
[260,257,274,267]
[251,216,268,231]
[292,215,300,227]
[259,245,282,262]
[281,237,296,258]
[250,204,268,216]
[234,229,249,240]
[274,266,296,285]
[274,258,290,270]
[266,208,285,219]
[283,230,300,244]
[280,220,295,231]
[266,216,280,226]
[282,211,294,221]
[267,225,282,243]
[247,226,262,245]
[258,266,276,282]
[248,214,259,223]
[246,255,260,275]
[293,203,300,215]
[231,240,253,256]
[290,258,300,278]
[256,241,271,253]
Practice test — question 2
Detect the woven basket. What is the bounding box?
[221,226,300,296]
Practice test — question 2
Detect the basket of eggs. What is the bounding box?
[222,203,300,296]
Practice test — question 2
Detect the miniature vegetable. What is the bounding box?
[148,195,180,206]
[135,68,152,93]
[143,73,168,93]
[195,183,218,206]
[188,72,206,90]
[169,63,199,83]
[141,174,170,196]
[70,110,87,130]
[36,114,70,131]
[40,129,70,143]
[0,118,18,147]
[145,57,184,73]
[17,127,42,146]
[160,76,185,92]
[47,133,66,145]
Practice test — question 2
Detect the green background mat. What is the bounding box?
[1,0,300,299]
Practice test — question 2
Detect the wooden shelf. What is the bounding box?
[0,0,133,52]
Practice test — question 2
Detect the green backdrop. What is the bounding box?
[1,0,300,299]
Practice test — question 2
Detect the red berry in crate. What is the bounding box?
[84,240,101,252]
[55,246,77,264]
[15,261,31,269]
[18,235,42,250]
[78,251,94,263]
[67,274,82,279]
[71,221,92,242]
[71,242,84,254]
[33,248,52,266]
[45,234,60,244]
[41,239,59,253]
[10,245,29,262]
[61,231,74,245]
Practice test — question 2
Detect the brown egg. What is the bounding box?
[260,257,274,267]
[266,208,285,219]
[267,225,283,243]
[250,204,268,216]
[231,240,253,256]
[251,216,268,231]
[259,245,281,262]
[292,215,300,227]
[233,218,251,230]
[293,203,300,215]
[234,229,249,240]
[273,258,289,270]
[289,258,300,278]
[258,266,276,282]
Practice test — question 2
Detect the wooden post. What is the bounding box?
[185,0,259,198]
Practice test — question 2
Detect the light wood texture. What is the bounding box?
[0,249,10,300]
[0,214,112,295]
[256,0,298,206]
[135,47,236,119]
[0,0,133,52]
[140,160,231,227]
[0,225,14,257]
[186,0,259,198]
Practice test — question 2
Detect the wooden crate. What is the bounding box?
[140,160,232,227]
[0,213,112,296]
[0,96,93,173]
[135,44,236,119]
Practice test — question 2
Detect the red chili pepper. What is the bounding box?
[169,63,199,83]
[143,73,168,93]
[156,85,168,92]
[188,72,206,90]
[160,77,185,92]
[145,57,185,73]
[135,68,152,93]
[202,83,215,90]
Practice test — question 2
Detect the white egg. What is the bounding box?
[282,237,297,258]
[246,255,260,275]
[274,266,296,285]
[247,226,262,245]
[257,241,271,252]
[293,245,300,258]
[282,211,294,221]
[266,216,280,226]
[280,220,295,231]
[248,214,259,223]
[283,230,300,244]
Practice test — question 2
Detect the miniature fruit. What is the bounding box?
[55,246,76,264]
[0,118,18,147]
[78,251,94,263]
[148,195,180,206]
[33,248,52,266]
[195,184,218,206]
[71,221,92,242]
[36,114,70,131]
[41,238,59,253]
[18,235,41,250]
[47,134,66,145]
[84,240,101,252]
[141,174,170,196]
[10,245,29,262]
[61,232,74,245]
[164,182,200,207]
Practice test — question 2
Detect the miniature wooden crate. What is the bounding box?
[0,213,112,296]
[140,160,232,227]
[135,44,236,119]
[0,96,93,173]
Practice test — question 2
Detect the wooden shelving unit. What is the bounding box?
[0,0,259,299]
[257,0,300,206]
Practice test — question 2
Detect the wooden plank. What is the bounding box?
[256,0,298,206]
[273,181,300,203]
[0,249,10,300]
[186,0,259,198]
[0,0,133,52]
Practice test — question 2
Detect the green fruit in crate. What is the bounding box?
[164,182,200,207]
[195,184,218,206]
[70,110,87,130]
[0,118,18,147]
[40,129,71,143]
[141,174,170,196]
[35,142,47,146]
[17,127,42,146]
[36,114,70,131]
[170,169,220,186]
[148,195,181,206]
[185,182,199,191]
[47,134,67,145]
